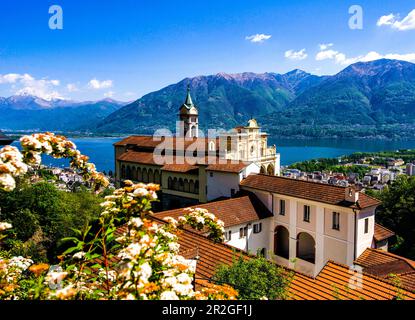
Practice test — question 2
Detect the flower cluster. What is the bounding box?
[0,134,236,300]
[0,146,28,191]
[100,180,159,219]
[177,208,225,243]
[19,132,109,191]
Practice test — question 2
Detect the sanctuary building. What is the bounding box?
[114,87,280,210]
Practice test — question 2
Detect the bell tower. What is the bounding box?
[179,85,199,138]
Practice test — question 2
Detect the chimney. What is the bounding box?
[345,186,359,203]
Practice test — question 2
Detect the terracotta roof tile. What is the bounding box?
[206,161,251,173]
[240,174,380,210]
[114,135,219,151]
[117,151,157,165]
[355,248,415,292]
[374,223,395,242]
[154,194,273,228]
[114,219,415,299]
[161,164,199,173]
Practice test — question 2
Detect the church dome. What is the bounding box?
[247,118,259,128]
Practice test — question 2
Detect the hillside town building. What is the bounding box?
[113,88,414,295]
[114,88,280,209]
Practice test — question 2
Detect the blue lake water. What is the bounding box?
[11,137,415,173]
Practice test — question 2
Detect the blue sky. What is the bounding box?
[0,0,415,101]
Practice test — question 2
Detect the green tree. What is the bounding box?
[0,179,103,262]
[212,255,293,300]
[376,175,415,259]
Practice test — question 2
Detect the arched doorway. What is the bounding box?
[267,163,275,176]
[274,226,289,259]
[260,165,266,174]
[296,232,315,264]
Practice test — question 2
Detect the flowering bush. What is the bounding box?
[0,134,232,300]
[176,208,225,243]
[0,132,109,192]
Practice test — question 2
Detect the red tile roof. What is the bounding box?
[114,135,219,151]
[175,227,415,300]
[355,248,415,292]
[117,151,157,165]
[154,194,273,228]
[240,174,380,210]
[113,219,415,299]
[374,223,395,242]
[117,150,250,174]
[206,161,251,173]
[161,164,199,173]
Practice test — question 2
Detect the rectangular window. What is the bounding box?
[303,205,311,222]
[280,199,286,215]
[253,223,262,234]
[239,228,244,239]
[332,212,340,230]
[209,172,213,177]
[225,230,232,241]
[364,218,369,234]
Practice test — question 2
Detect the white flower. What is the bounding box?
[168,242,180,253]
[129,217,143,229]
[73,251,86,260]
[138,262,152,283]
[160,291,179,300]
[177,273,192,285]
[133,187,149,197]
[0,222,12,232]
[0,173,16,191]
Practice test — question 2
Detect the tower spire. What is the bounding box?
[185,84,193,107]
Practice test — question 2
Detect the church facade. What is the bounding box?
[114,88,280,210]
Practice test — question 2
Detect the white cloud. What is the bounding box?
[66,83,79,92]
[245,34,272,43]
[319,43,333,50]
[377,9,415,30]
[316,49,340,61]
[315,44,415,66]
[284,49,308,60]
[0,73,64,100]
[88,78,113,90]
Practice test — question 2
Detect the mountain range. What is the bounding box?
[2,59,415,139]
[0,95,126,132]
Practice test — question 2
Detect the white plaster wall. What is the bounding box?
[224,218,272,257]
[206,172,239,201]
[356,208,375,259]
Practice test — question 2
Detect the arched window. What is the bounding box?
[297,232,316,264]
[132,167,138,181]
[168,177,173,189]
[137,167,142,182]
[178,178,184,192]
[227,136,232,152]
[189,180,195,193]
[142,169,148,183]
[274,226,289,259]
[148,169,154,183]
[260,166,266,174]
[121,165,126,179]
[184,179,190,193]
[154,170,160,184]
[172,178,178,190]
[267,164,275,176]
[194,180,199,194]
[209,141,215,151]
[126,166,132,179]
